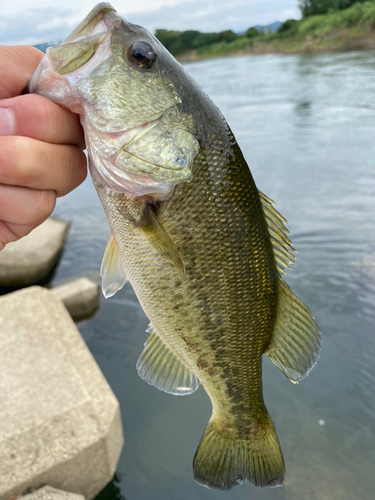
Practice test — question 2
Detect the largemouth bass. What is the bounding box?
[29,3,321,490]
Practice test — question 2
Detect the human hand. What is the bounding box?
[0,45,87,251]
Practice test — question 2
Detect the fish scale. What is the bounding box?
[96,137,277,429]
[29,2,321,491]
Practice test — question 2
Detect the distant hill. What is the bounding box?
[254,21,283,33]
[34,42,59,53]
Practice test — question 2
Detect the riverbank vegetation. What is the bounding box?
[155,0,375,61]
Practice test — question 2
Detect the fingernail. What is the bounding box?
[0,108,15,136]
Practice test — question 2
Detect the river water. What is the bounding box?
[52,51,375,500]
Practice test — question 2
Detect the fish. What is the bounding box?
[28,3,321,490]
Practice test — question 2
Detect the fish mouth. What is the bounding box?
[27,4,121,98]
[47,5,121,76]
[64,3,118,44]
[90,106,194,197]
[121,106,183,171]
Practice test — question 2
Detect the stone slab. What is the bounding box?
[0,287,124,500]
[20,486,85,500]
[0,218,69,287]
[51,278,99,319]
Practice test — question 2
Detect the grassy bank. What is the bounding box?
[175,0,375,61]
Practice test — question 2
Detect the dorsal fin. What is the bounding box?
[259,191,296,275]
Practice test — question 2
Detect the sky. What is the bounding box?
[1,0,301,46]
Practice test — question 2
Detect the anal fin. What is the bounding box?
[266,280,321,383]
[136,324,200,395]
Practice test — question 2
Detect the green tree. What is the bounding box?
[277,19,299,36]
[299,0,336,17]
[191,32,220,48]
[246,27,260,38]
[154,29,236,55]
[218,30,238,43]
[299,0,368,18]
[155,29,202,54]
[154,29,182,54]
[337,0,367,8]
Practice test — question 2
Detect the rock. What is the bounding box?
[20,486,85,500]
[0,218,69,288]
[51,278,99,319]
[0,287,124,500]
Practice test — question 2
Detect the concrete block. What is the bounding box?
[20,486,85,500]
[0,287,124,500]
[0,218,69,288]
[51,278,99,319]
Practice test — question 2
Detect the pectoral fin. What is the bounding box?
[266,280,321,383]
[137,324,200,395]
[140,205,185,278]
[100,232,127,298]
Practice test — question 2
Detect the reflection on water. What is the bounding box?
[94,474,126,500]
[52,50,375,499]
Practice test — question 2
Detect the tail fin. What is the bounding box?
[193,416,285,490]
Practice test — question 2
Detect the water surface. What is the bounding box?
[53,50,375,500]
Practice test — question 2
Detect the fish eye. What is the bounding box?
[127,41,156,69]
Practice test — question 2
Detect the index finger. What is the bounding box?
[0,94,85,148]
[0,45,43,98]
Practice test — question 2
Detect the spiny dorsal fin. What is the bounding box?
[259,191,296,275]
[266,280,321,384]
[136,324,200,395]
[100,231,127,298]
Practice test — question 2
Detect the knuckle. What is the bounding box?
[7,137,50,188]
[0,136,27,180]
[31,190,56,225]
[16,138,40,184]
[24,94,51,133]
[58,148,87,196]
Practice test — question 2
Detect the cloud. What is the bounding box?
[1,0,300,46]
[280,8,301,21]
[126,0,299,34]
[3,0,196,18]
[126,0,300,33]
[0,8,76,45]
[184,8,217,20]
